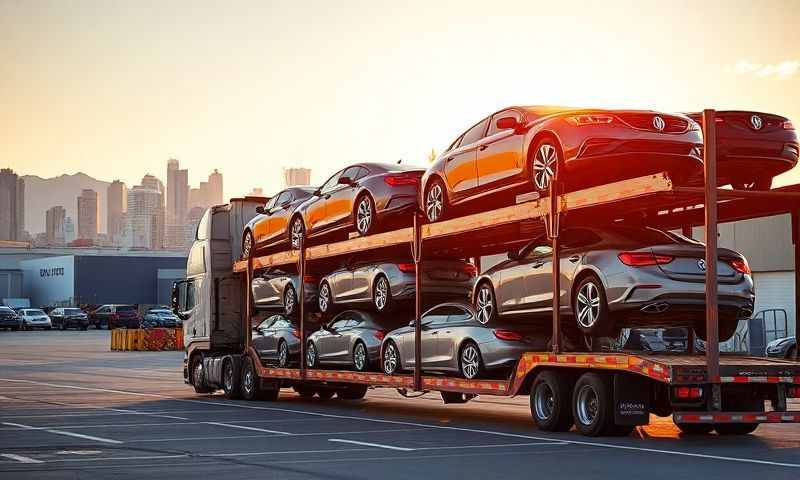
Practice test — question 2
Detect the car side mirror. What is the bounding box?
[337,176,354,186]
[496,116,520,131]
[255,206,266,214]
[508,249,521,260]
[313,188,322,196]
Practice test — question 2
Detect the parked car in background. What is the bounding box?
[141,309,180,328]
[49,307,89,330]
[381,303,539,379]
[252,314,301,367]
[289,163,424,249]
[685,110,797,190]
[306,310,404,372]
[89,304,139,329]
[318,258,477,314]
[251,269,318,317]
[0,306,22,331]
[766,336,797,359]
[241,187,317,258]
[472,225,754,345]
[17,308,52,330]
[422,106,703,223]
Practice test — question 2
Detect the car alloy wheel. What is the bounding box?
[426,183,444,222]
[306,342,317,368]
[356,196,373,235]
[290,218,304,250]
[318,282,331,313]
[575,383,600,427]
[278,341,289,368]
[576,281,601,329]
[284,286,296,316]
[460,343,481,379]
[353,342,367,371]
[534,142,557,191]
[374,276,389,311]
[383,342,399,374]
[475,284,494,324]
[242,230,254,259]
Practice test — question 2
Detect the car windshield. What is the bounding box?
[117,305,137,312]
[156,311,175,317]
[26,309,46,315]
[606,225,695,246]
[64,308,83,314]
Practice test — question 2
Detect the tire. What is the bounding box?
[352,341,368,372]
[277,340,290,368]
[283,284,297,317]
[242,229,255,259]
[572,372,615,437]
[424,178,447,223]
[318,281,333,315]
[474,281,498,325]
[337,384,368,400]
[11,326,19,331]
[45,326,52,331]
[676,423,714,435]
[294,385,316,398]
[373,275,392,313]
[289,217,305,250]
[531,136,561,193]
[59,322,66,331]
[530,370,574,432]
[317,388,336,400]
[190,355,214,394]
[354,194,376,236]
[80,325,88,331]
[574,275,612,337]
[458,341,483,380]
[222,358,242,400]
[306,341,319,369]
[241,356,278,401]
[693,318,738,342]
[382,340,400,375]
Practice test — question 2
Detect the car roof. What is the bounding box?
[356,162,425,173]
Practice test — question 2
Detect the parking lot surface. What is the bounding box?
[0,330,798,479]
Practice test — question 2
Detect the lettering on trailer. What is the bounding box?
[39,267,65,278]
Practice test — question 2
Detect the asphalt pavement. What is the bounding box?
[0,330,798,479]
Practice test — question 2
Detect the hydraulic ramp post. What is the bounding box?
[703,109,722,410]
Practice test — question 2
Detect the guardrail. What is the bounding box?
[110,328,183,351]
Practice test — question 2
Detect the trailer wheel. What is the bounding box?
[337,384,368,400]
[714,423,759,435]
[190,355,214,394]
[240,356,259,400]
[676,423,714,435]
[317,388,336,400]
[572,372,614,437]
[294,385,316,398]
[530,370,574,432]
[222,358,242,400]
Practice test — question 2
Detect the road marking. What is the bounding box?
[329,438,415,451]
[1,453,43,464]
[106,407,188,420]
[126,427,425,443]
[208,448,366,458]
[3,378,800,469]
[2,422,123,445]
[416,441,567,450]
[205,422,290,435]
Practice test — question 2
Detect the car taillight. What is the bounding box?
[788,386,799,398]
[566,114,614,126]
[374,330,385,341]
[398,263,416,273]
[291,329,300,338]
[729,258,751,275]
[618,252,674,266]
[303,275,318,284]
[493,329,523,341]
[784,120,795,130]
[462,263,478,277]
[384,174,420,187]
[675,386,703,399]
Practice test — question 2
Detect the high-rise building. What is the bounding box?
[166,158,189,224]
[208,169,223,205]
[283,167,311,187]
[77,189,98,241]
[126,184,164,250]
[141,174,165,198]
[64,217,76,244]
[248,187,264,196]
[45,206,66,245]
[107,180,127,243]
[0,168,25,241]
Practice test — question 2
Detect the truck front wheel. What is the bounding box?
[190,355,214,394]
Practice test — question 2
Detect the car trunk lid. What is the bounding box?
[650,245,742,284]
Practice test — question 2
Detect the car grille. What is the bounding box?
[617,113,689,133]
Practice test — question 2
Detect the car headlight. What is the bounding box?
[689,120,701,131]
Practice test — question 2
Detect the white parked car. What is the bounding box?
[17,308,52,330]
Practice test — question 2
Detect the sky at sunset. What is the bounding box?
[2,0,800,198]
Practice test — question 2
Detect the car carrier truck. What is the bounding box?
[177,111,800,437]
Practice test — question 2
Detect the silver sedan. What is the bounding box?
[251,268,319,316]
[381,303,541,379]
[318,259,476,314]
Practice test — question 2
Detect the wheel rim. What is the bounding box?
[461,344,480,379]
[291,219,304,249]
[383,343,397,374]
[285,287,295,315]
[306,343,316,367]
[243,365,254,395]
[576,384,599,426]
[223,362,233,391]
[242,232,253,258]
[534,143,557,190]
[319,283,330,312]
[356,197,372,234]
[576,281,601,329]
[193,361,204,387]
[426,184,443,222]
[475,285,493,324]
[534,383,555,421]
[374,277,388,311]
[354,343,366,371]
[279,342,288,367]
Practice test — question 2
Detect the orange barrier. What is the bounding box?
[110,328,183,351]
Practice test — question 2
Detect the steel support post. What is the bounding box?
[550,176,561,353]
[413,212,424,391]
[703,109,721,406]
[245,254,253,351]
[794,211,800,362]
[298,240,307,382]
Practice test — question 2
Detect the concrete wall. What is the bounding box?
[73,256,186,306]
[20,256,75,307]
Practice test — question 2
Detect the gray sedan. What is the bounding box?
[766,336,797,359]
[473,226,755,344]
[318,259,476,314]
[381,303,541,379]
[252,314,301,367]
[251,268,319,316]
[306,310,402,372]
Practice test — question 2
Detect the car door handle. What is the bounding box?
[568,255,580,263]
[478,144,488,151]
[531,261,544,268]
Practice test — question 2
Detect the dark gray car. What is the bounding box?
[473,226,754,343]
[306,310,402,372]
[381,303,540,379]
[252,314,301,367]
[0,306,22,331]
[318,258,476,314]
[49,307,89,330]
[251,268,319,316]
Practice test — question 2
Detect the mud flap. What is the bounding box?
[614,373,650,426]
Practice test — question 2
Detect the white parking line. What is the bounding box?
[2,422,123,445]
[205,422,290,435]
[2,378,799,469]
[329,438,415,451]
[416,441,568,450]
[126,427,426,443]
[1,453,43,464]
